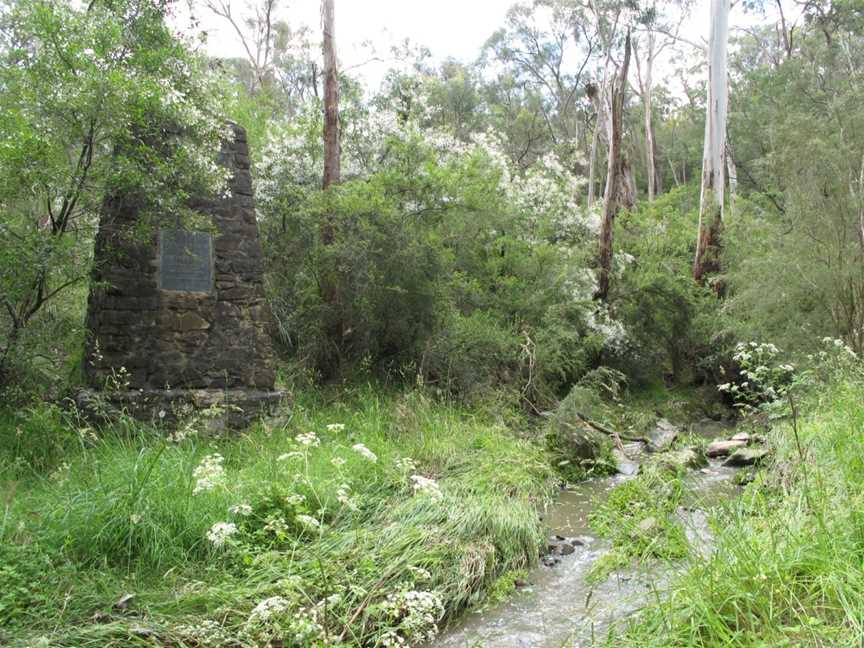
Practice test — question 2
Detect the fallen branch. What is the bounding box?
[575,412,648,445]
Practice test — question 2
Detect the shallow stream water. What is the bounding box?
[435,421,739,648]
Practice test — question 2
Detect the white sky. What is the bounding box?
[174,0,515,89]
[172,0,797,93]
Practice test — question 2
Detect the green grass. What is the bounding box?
[610,375,864,647]
[586,467,690,583]
[0,386,555,647]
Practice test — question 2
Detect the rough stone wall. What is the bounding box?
[84,124,276,391]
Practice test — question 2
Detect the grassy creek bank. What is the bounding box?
[438,375,864,647]
[0,379,730,648]
[0,387,558,648]
[611,376,864,647]
[4,375,858,648]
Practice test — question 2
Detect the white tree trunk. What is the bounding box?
[693,0,730,283]
[644,31,657,201]
[587,61,611,208]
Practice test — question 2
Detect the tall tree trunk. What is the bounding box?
[643,31,658,201]
[726,139,737,220]
[595,32,631,302]
[320,0,341,377]
[693,0,730,284]
[322,0,339,193]
[586,70,608,208]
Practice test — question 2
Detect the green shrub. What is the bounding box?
[544,381,616,481]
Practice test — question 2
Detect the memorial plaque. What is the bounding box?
[158,229,213,292]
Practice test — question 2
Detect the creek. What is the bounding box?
[435,420,740,648]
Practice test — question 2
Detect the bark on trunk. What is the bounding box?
[322,0,339,193]
[595,32,631,302]
[320,0,341,378]
[693,0,730,284]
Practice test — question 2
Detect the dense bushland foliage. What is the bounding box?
[3,0,864,645]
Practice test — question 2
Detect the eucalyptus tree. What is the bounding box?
[483,1,596,169]
[595,30,632,301]
[630,0,690,201]
[321,0,339,190]
[692,0,730,284]
[0,0,227,385]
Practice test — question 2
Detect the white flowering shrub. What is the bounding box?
[255,98,605,405]
[718,342,795,409]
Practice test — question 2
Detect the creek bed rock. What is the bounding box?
[706,438,748,457]
[646,418,679,453]
[723,446,769,467]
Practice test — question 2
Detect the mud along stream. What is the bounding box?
[435,420,747,648]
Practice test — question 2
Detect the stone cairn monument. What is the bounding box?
[82,124,282,426]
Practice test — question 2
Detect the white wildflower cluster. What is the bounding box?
[352,443,378,462]
[326,423,346,432]
[192,454,225,495]
[50,461,71,483]
[173,619,230,647]
[168,420,198,443]
[330,456,347,467]
[206,521,238,548]
[410,474,443,500]
[248,596,290,622]
[395,456,417,473]
[820,336,857,358]
[336,483,358,511]
[242,594,328,645]
[379,589,445,646]
[229,503,252,516]
[296,514,321,530]
[263,514,290,540]
[295,431,320,447]
[284,493,305,506]
[719,341,795,408]
[408,565,432,581]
